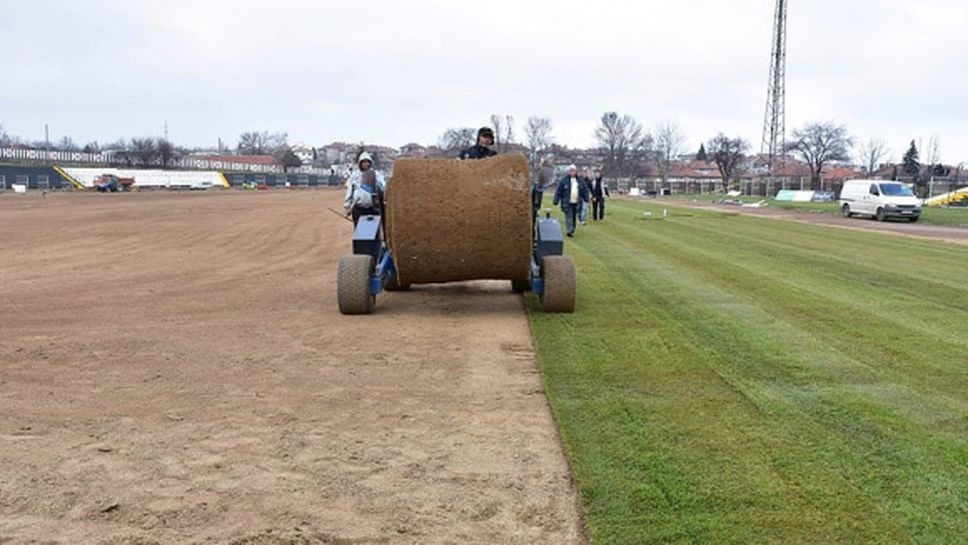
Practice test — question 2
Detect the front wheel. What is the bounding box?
[540,256,576,313]
[841,204,853,218]
[337,255,375,315]
[909,216,919,223]
[875,208,886,222]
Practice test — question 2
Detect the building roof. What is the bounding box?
[201,155,281,165]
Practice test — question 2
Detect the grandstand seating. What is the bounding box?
[0,165,72,190]
[925,187,968,207]
[63,168,228,189]
[1,164,342,191]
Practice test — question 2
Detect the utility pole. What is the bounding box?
[761,0,788,175]
[45,123,50,156]
[164,121,169,141]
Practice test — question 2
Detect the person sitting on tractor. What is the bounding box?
[459,127,498,160]
[343,152,386,225]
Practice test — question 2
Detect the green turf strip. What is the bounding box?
[666,194,968,227]
[528,199,967,544]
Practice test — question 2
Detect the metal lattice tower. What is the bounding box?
[761,0,788,174]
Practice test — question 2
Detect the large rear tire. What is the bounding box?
[540,256,576,313]
[337,255,375,315]
[511,278,530,293]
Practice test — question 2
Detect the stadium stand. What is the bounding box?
[0,165,73,190]
[223,172,341,188]
[926,186,968,207]
[63,168,229,189]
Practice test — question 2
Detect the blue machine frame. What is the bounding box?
[350,213,566,298]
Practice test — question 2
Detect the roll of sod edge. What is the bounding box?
[386,155,532,286]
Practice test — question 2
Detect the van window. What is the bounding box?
[879,183,915,197]
[869,184,880,196]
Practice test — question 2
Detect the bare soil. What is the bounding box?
[0,190,585,545]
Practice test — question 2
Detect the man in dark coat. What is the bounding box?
[459,127,498,160]
[553,164,590,237]
[591,168,610,221]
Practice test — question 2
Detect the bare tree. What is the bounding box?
[158,138,178,168]
[653,121,687,186]
[238,131,287,155]
[784,122,853,189]
[488,114,515,152]
[130,137,159,166]
[56,136,79,152]
[925,135,942,175]
[438,127,477,152]
[105,139,134,166]
[594,112,651,178]
[501,114,514,150]
[489,114,503,150]
[857,138,889,178]
[523,117,553,172]
[708,133,749,192]
[82,141,100,154]
[0,124,11,147]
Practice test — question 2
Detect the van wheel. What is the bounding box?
[841,204,853,218]
[875,208,886,222]
[909,216,919,223]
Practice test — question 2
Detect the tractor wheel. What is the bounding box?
[385,273,410,292]
[841,204,853,218]
[540,256,576,313]
[511,278,530,293]
[337,255,375,315]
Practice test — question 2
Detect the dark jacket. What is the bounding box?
[592,177,610,199]
[553,175,590,209]
[458,145,497,160]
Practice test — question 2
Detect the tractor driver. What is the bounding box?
[343,151,386,226]
[458,127,498,160]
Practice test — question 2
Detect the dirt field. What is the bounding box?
[0,191,585,545]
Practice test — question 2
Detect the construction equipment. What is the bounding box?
[93,174,134,192]
[337,155,576,314]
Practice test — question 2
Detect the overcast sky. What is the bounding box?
[1,0,966,164]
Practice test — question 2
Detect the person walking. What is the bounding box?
[553,164,589,237]
[579,167,592,225]
[591,168,610,221]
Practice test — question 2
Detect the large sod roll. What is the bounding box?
[386,155,532,285]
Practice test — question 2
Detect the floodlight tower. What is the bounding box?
[761,0,788,174]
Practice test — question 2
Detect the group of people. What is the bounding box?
[343,126,610,238]
[551,164,609,237]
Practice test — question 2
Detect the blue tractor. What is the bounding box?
[336,165,575,314]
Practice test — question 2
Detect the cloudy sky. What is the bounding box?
[1,0,966,164]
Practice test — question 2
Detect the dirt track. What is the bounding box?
[0,191,585,544]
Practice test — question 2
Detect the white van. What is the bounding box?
[839,180,921,222]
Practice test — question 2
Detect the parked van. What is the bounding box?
[839,180,921,222]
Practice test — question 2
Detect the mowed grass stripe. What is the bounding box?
[528,200,967,544]
[600,207,968,395]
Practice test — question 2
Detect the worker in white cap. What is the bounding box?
[343,151,386,225]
